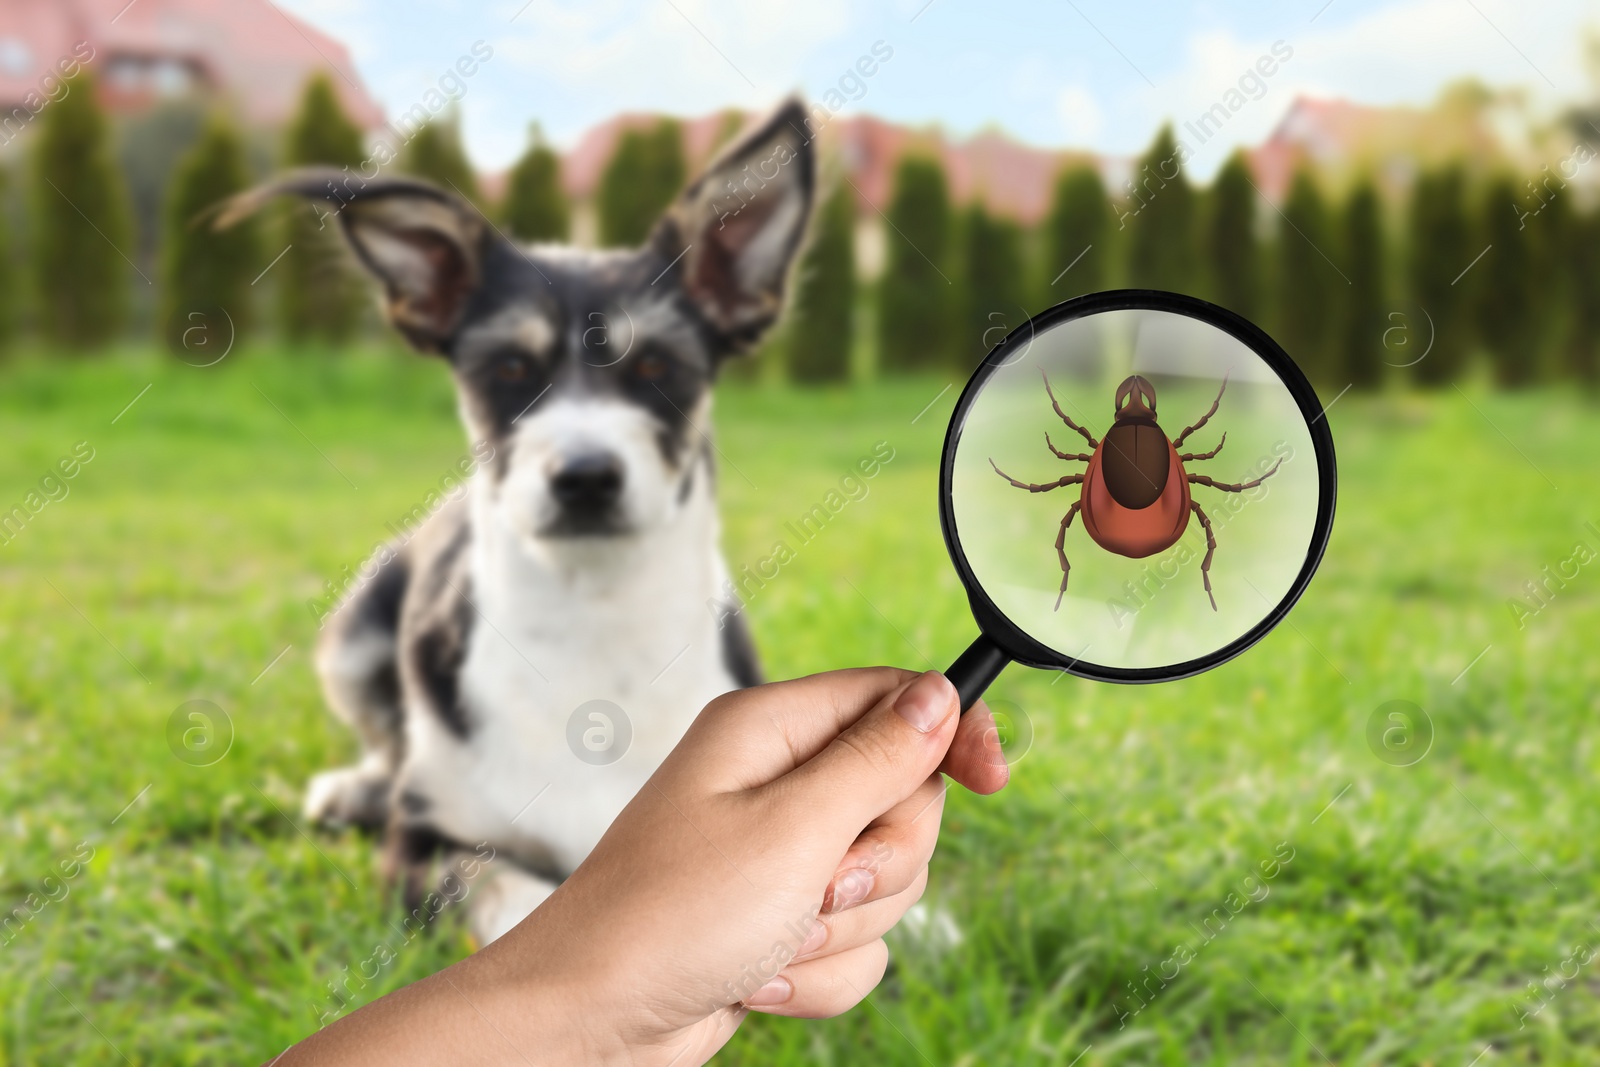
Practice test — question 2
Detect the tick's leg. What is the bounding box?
[1053,501,1083,611]
[1188,455,1284,493]
[990,458,1085,493]
[1042,369,1099,449]
[1045,432,1093,463]
[1173,369,1233,449]
[1190,500,1218,612]
[1179,431,1226,462]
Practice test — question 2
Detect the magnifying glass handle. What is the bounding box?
[946,633,1011,713]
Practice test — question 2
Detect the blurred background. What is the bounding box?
[2,0,1599,1063]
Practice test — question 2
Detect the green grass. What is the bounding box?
[2,348,1599,1065]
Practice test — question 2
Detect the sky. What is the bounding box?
[273,0,1599,176]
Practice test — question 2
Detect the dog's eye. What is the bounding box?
[493,354,532,383]
[633,351,671,382]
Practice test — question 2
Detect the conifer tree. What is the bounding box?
[645,119,686,206]
[402,117,478,202]
[1521,173,1573,385]
[161,113,260,353]
[1204,151,1260,320]
[1124,125,1196,293]
[1041,163,1111,305]
[787,181,854,383]
[1475,174,1534,387]
[0,169,17,351]
[1407,163,1472,386]
[958,201,1025,366]
[598,119,685,246]
[34,71,132,349]
[281,74,367,345]
[504,126,569,242]
[1276,168,1340,385]
[1561,205,1600,384]
[877,154,953,373]
[1341,178,1384,390]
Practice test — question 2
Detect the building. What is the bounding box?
[0,0,382,129]
[546,107,1118,265]
[1247,93,1510,202]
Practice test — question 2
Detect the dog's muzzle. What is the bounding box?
[544,451,627,535]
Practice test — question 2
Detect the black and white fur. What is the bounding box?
[224,101,816,943]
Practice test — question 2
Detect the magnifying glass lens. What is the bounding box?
[940,292,1335,700]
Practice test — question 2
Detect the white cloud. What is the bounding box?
[272,0,1599,172]
[493,0,858,104]
[1056,85,1104,147]
[1130,0,1596,176]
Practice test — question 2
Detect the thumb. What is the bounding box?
[774,671,960,832]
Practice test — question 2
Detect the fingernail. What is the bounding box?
[745,974,792,1007]
[824,867,874,913]
[797,919,827,957]
[896,671,955,733]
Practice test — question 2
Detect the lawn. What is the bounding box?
[1,347,1597,1065]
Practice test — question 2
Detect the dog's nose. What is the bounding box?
[549,452,625,509]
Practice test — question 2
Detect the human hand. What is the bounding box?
[277,668,1007,1066]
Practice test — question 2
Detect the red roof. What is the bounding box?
[832,115,1111,225]
[0,0,383,128]
[557,109,1112,225]
[1247,97,1368,201]
[1246,94,1504,201]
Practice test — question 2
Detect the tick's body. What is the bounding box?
[1081,412,1192,558]
[991,370,1281,610]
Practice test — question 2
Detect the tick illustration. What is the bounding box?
[990,369,1282,611]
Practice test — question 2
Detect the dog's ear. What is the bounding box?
[214,171,486,353]
[654,98,817,350]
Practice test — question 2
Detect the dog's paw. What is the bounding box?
[303,764,390,829]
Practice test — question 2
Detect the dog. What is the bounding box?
[223,100,816,944]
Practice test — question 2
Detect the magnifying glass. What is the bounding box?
[940,290,1337,710]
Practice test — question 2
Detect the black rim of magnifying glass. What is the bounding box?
[939,288,1338,686]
